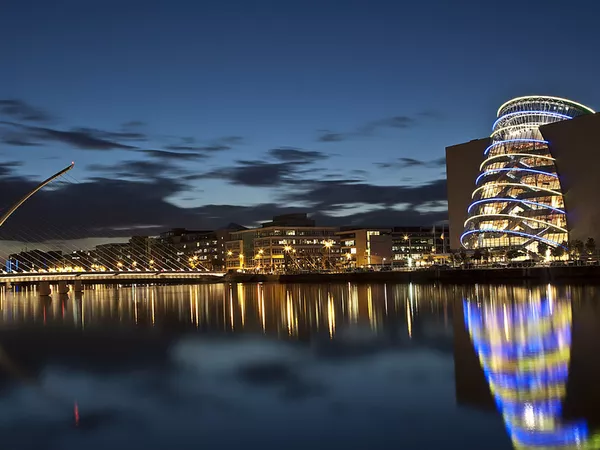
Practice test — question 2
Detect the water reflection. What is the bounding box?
[0,283,599,449]
[463,286,600,449]
[0,283,455,341]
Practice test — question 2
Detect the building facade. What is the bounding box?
[337,228,392,267]
[225,214,339,272]
[391,225,448,266]
[6,250,63,272]
[447,95,598,254]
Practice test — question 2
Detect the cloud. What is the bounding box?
[376,157,446,169]
[121,120,145,128]
[0,176,177,240]
[1,135,38,147]
[0,165,311,239]
[87,159,187,181]
[197,147,330,187]
[138,150,208,161]
[0,164,447,240]
[164,136,243,153]
[200,161,298,187]
[317,131,345,142]
[73,127,146,142]
[0,121,136,150]
[0,161,23,177]
[268,147,329,163]
[363,116,415,132]
[317,112,439,142]
[0,100,449,242]
[0,99,53,122]
[165,144,227,152]
[218,136,244,145]
[283,178,447,210]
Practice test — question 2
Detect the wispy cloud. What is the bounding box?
[138,149,208,161]
[268,147,329,163]
[317,112,440,142]
[165,135,243,153]
[0,99,54,122]
[0,121,137,150]
[376,156,446,169]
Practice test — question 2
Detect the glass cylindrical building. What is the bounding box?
[461,96,595,252]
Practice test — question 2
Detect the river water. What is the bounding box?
[0,282,599,449]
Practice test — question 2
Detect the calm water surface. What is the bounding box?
[1,282,599,449]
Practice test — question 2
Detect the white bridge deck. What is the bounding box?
[0,271,226,283]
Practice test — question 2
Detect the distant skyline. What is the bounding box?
[1,0,599,251]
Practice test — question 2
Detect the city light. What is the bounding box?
[467,198,565,215]
[463,293,593,448]
[463,96,594,251]
[475,167,557,186]
[483,138,548,156]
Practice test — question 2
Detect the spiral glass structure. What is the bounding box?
[461,96,595,252]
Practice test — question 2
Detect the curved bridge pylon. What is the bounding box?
[0,162,74,228]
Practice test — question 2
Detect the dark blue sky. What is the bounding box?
[0,0,599,242]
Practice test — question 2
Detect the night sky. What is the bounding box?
[1,0,599,250]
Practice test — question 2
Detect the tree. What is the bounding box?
[472,248,482,264]
[570,239,584,258]
[481,248,491,263]
[494,249,507,262]
[459,250,468,264]
[505,249,518,260]
[449,250,460,267]
[551,244,565,259]
[537,241,549,259]
[585,237,596,256]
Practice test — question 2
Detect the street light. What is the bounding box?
[404,234,413,267]
[323,240,333,269]
[257,249,264,272]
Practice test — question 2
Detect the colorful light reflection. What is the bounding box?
[463,295,592,449]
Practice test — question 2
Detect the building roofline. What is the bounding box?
[497,95,595,117]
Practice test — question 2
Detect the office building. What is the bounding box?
[391,225,448,266]
[225,214,338,271]
[6,250,63,272]
[336,228,392,267]
[446,95,599,253]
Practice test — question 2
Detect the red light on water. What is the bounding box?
[74,402,80,426]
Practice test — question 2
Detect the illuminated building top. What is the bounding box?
[461,96,594,252]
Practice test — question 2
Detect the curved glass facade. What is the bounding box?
[461,96,595,252]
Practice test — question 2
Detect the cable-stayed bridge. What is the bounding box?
[0,163,225,292]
